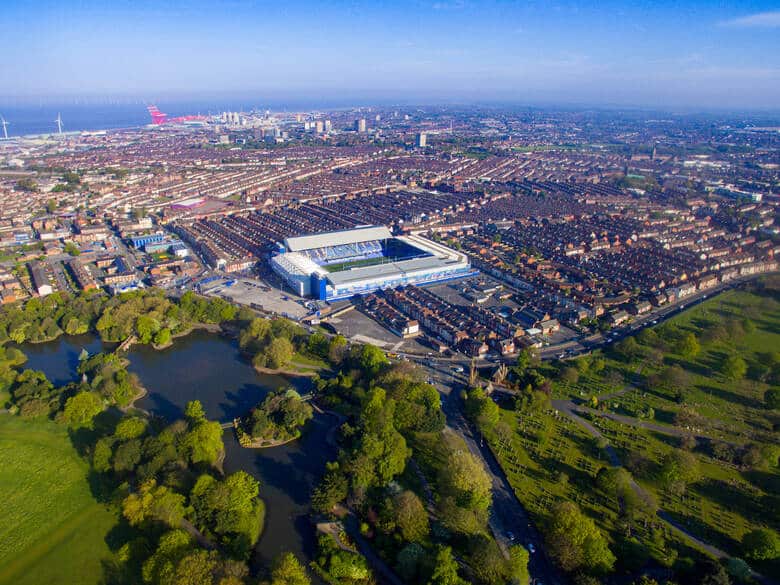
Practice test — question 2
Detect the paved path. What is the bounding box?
[552,401,778,585]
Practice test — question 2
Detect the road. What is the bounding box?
[438,382,567,585]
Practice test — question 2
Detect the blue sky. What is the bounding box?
[2,0,779,109]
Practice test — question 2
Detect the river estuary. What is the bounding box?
[21,330,336,573]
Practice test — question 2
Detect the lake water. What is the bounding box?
[22,331,336,575]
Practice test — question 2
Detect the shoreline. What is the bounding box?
[252,364,320,378]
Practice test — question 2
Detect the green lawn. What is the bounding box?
[0,415,118,585]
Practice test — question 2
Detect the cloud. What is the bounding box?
[720,11,780,27]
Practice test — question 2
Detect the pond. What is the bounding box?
[23,331,336,574]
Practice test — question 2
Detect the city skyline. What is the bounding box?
[2,0,780,110]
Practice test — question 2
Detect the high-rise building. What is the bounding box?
[417,132,427,148]
[324,120,332,133]
[355,118,367,133]
[315,121,324,133]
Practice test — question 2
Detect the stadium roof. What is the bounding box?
[283,225,392,252]
[325,255,464,286]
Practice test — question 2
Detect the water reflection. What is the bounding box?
[23,331,335,574]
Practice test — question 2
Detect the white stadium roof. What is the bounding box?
[283,225,392,252]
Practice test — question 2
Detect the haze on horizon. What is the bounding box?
[2,0,780,111]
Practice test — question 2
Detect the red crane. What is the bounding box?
[147,105,207,125]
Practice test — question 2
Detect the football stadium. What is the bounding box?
[270,225,474,300]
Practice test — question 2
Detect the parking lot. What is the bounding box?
[328,306,432,352]
[199,277,309,319]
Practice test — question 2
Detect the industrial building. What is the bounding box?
[271,225,474,301]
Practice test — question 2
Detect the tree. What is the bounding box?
[191,471,262,558]
[92,437,113,473]
[113,439,142,473]
[142,529,193,585]
[62,391,104,428]
[725,558,752,583]
[115,416,148,440]
[396,543,426,582]
[615,337,641,361]
[154,328,172,346]
[676,333,700,359]
[468,535,508,585]
[266,337,294,369]
[742,528,780,561]
[661,449,699,493]
[136,314,160,344]
[428,546,467,585]
[765,388,780,410]
[185,400,206,424]
[327,335,348,364]
[439,446,492,512]
[123,479,186,528]
[356,343,388,377]
[172,549,219,585]
[508,545,530,585]
[721,354,747,381]
[270,552,310,585]
[311,462,348,513]
[546,501,615,574]
[394,490,429,543]
[182,417,224,466]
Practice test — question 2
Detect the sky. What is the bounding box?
[1,0,780,110]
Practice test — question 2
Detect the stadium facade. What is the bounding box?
[270,225,474,301]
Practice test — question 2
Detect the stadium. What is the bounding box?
[270,226,474,301]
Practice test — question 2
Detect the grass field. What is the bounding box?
[486,284,780,574]
[0,415,118,585]
[323,256,391,273]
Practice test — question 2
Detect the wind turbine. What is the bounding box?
[0,116,8,140]
[54,113,63,135]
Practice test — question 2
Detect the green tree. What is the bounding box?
[439,446,492,512]
[266,337,294,369]
[428,546,467,585]
[468,535,508,585]
[356,343,388,377]
[721,354,747,381]
[659,450,700,495]
[311,462,348,513]
[172,549,219,585]
[142,529,193,584]
[136,314,160,344]
[154,327,172,346]
[183,417,224,466]
[64,241,81,256]
[92,437,113,473]
[185,400,207,424]
[115,416,148,440]
[62,391,104,428]
[113,439,142,473]
[676,332,700,359]
[123,479,186,528]
[742,528,780,561]
[191,471,262,558]
[270,552,310,585]
[394,490,429,543]
[546,501,615,574]
[508,544,530,585]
